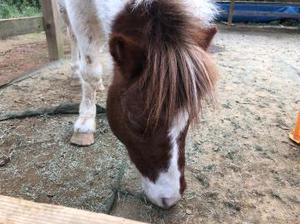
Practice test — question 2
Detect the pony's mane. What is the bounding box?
[134,0,218,128]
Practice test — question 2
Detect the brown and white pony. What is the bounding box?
[58,0,218,208]
[107,1,218,208]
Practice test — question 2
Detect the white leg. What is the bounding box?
[71,41,103,145]
[66,0,104,145]
[69,28,80,80]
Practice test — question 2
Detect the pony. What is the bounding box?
[58,0,218,208]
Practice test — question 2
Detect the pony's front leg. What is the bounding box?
[69,29,80,80]
[65,0,105,145]
[70,48,103,146]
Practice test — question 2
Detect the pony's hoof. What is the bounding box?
[70,132,95,146]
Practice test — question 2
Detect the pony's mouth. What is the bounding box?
[146,194,181,209]
[161,197,181,209]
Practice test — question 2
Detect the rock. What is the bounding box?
[186,208,193,215]
[0,156,10,167]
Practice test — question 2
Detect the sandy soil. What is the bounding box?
[0,32,72,86]
[0,30,299,224]
[0,33,49,86]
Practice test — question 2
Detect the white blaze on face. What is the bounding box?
[142,111,188,208]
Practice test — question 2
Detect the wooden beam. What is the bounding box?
[0,16,43,39]
[221,11,300,19]
[0,195,147,224]
[218,23,300,34]
[228,0,235,26]
[40,0,64,61]
[220,1,300,4]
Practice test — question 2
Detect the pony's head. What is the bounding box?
[108,0,218,208]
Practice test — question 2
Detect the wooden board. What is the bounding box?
[40,0,64,61]
[228,0,235,26]
[218,0,300,4]
[0,195,147,224]
[222,11,300,19]
[218,22,300,33]
[0,16,43,39]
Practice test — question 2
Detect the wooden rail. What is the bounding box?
[0,16,43,39]
[219,0,300,4]
[228,11,300,19]
[218,23,300,33]
[0,195,147,224]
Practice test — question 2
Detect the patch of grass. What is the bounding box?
[0,2,40,19]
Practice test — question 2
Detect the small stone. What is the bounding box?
[0,156,10,167]
[35,162,46,169]
[186,209,193,215]
[255,145,263,151]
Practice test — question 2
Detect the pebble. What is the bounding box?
[186,209,193,215]
[0,156,10,167]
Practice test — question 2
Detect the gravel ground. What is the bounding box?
[0,29,299,223]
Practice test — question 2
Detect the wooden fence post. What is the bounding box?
[228,0,235,27]
[40,0,64,61]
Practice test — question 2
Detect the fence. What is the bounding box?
[0,0,63,61]
[0,0,300,61]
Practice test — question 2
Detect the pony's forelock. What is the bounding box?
[110,0,218,131]
[133,0,218,129]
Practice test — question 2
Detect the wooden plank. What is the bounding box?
[0,195,147,224]
[218,22,300,33]
[0,16,43,39]
[218,0,300,4]
[40,0,64,61]
[228,0,235,26]
[223,10,300,19]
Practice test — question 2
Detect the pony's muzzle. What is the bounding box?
[144,190,181,209]
[142,175,182,209]
[161,197,180,209]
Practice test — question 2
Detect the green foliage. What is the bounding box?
[0,0,41,19]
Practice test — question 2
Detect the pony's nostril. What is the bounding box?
[161,197,178,209]
[161,198,169,208]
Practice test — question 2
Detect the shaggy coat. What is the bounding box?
[58,0,218,208]
[108,0,218,208]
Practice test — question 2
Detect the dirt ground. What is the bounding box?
[0,33,49,86]
[0,29,299,224]
[0,33,72,86]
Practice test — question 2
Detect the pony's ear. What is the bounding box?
[195,26,217,50]
[109,34,145,79]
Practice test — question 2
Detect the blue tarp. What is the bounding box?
[217,2,300,23]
